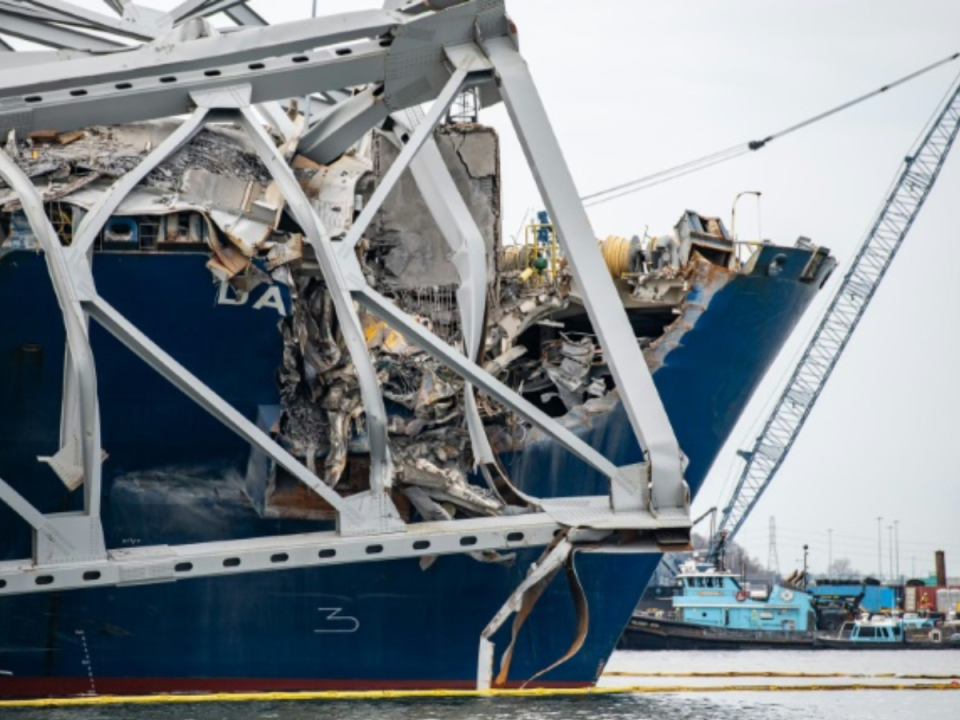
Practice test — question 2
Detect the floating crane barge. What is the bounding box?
[0,0,831,697]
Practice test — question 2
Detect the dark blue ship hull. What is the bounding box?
[0,244,830,697]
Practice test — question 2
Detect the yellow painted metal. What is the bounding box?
[2,683,958,707]
[608,671,960,679]
[501,245,523,272]
[600,235,632,279]
[522,221,560,284]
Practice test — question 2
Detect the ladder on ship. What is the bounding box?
[707,73,960,561]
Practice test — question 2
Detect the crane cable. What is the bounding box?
[581,51,960,208]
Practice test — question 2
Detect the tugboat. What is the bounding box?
[620,560,817,650]
[816,614,960,649]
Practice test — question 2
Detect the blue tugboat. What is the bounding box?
[620,561,817,650]
[816,615,960,649]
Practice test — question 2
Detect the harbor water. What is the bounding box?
[2,650,957,719]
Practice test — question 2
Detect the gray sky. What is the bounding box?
[12,1,960,578]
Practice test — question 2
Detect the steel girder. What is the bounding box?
[0,9,398,96]
[13,0,159,40]
[231,93,396,508]
[0,138,106,564]
[0,12,128,50]
[223,2,264,27]
[0,1,259,51]
[482,36,685,510]
[386,114,496,468]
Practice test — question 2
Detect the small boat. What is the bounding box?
[815,614,960,649]
[620,560,817,650]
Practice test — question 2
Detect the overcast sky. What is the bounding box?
[9,1,959,579]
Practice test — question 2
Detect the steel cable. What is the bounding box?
[582,51,960,207]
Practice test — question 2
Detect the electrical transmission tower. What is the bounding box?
[767,516,780,578]
[446,87,480,125]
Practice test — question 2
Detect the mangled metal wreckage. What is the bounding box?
[0,0,833,697]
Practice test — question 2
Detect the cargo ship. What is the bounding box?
[0,0,834,698]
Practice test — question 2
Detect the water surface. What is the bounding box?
[4,650,958,720]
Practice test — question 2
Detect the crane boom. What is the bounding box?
[710,75,960,559]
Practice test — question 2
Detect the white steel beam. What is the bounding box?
[255,101,298,142]
[0,506,682,598]
[404,135,489,360]
[231,95,395,498]
[0,477,107,564]
[298,85,391,166]
[0,476,47,532]
[0,9,400,96]
[166,0,223,23]
[483,36,685,511]
[352,283,642,499]
[0,47,88,67]
[168,0,249,24]
[478,537,572,689]
[390,120,495,465]
[224,2,264,27]
[69,107,211,258]
[82,294,357,523]
[0,0,126,29]
[0,43,388,137]
[198,1,294,142]
[17,0,156,39]
[0,514,563,597]
[341,66,472,252]
[0,13,127,50]
[0,148,103,518]
[57,111,211,485]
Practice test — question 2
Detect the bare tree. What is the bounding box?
[827,557,859,578]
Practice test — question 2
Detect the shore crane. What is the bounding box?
[706,73,960,564]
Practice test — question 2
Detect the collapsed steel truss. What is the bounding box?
[0,3,690,660]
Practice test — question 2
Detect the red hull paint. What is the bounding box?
[0,677,590,699]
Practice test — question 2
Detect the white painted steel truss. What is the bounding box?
[0,1,689,604]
